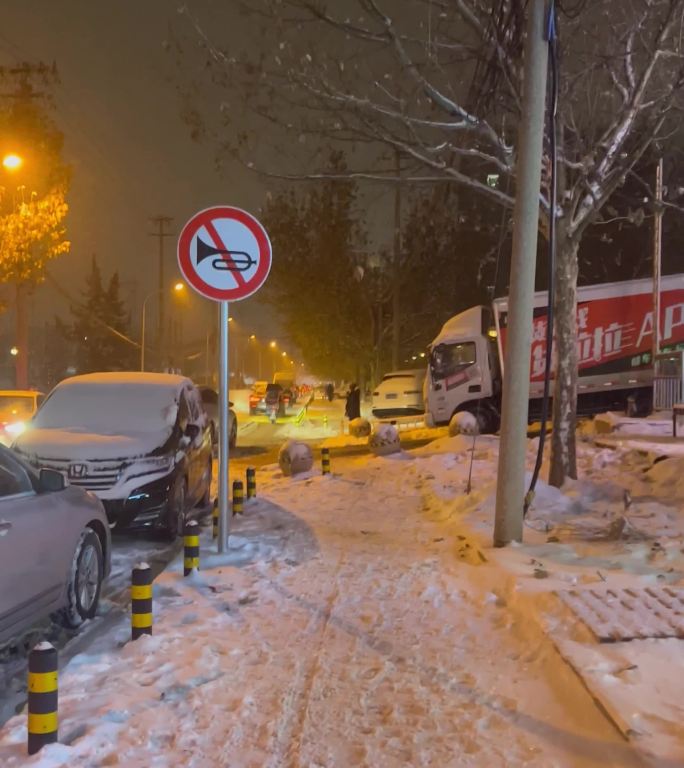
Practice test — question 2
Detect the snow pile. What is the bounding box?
[368,423,401,456]
[448,410,478,437]
[277,440,313,476]
[593,411,673,437]
[348,417,371,438]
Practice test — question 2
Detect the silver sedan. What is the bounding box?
[0,446,111,646]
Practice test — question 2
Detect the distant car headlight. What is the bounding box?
[5,421,26,436]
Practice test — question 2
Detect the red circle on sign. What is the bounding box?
[177,206,272,302]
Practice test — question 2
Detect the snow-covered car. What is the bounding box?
[198,386,237,449]
[0,444,111,646]
[371,369,426,419]
[0,389,44,447]
[13,372,213,538]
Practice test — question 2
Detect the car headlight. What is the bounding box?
[138,455,174,473]
[5,421,26,436]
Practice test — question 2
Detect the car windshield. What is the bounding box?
[430,342,477,379]
[0,394,35,421]
[33,383,178,435]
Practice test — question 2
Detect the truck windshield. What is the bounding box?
[430,342,476,380]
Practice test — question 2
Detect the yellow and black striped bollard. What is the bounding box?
[212,498,219,539]
[321,447,331,475]
[131,563,153,640]
[232,480,244,516]
[246,468,256,499]
[184,520,200,576]
[27,642,58,755]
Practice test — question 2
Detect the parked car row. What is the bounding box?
[1,372,235,647]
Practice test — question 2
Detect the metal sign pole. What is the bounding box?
[218,300,231,552]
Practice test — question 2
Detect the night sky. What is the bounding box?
[0,0,273,355]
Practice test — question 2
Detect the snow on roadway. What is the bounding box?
[0,431,658,767]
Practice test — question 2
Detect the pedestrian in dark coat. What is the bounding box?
[345,383,361,420]
[325,382,334,402]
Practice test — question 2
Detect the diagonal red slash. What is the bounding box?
[203,219,248,289]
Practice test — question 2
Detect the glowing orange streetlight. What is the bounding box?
[2,153,23,172]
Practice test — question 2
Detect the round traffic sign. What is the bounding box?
[177,206,272,302]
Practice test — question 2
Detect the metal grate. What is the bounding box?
[557,586,684,642]
[654,350,684,410]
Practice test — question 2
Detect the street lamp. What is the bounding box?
[141,283,185,371]
[9,346,18,357]
[248,335,262,378]
[2,153,23,172]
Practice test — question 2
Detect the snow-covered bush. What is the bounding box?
[349,417,371,438]
[369,423,401,456]
[278,440,313,476]
[449,411,479,437]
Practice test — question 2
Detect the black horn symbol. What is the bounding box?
[196,237,255,271]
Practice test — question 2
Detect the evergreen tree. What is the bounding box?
[64,256,136,373]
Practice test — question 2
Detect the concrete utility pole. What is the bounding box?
[494,0,549,547]
[149,215,174,368]
[652,158,663,366]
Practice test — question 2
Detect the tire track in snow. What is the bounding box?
[266,475,375,768]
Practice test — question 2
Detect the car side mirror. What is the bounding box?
[228,401,234,408]
[185,423,200,441]
[40,468,66,492]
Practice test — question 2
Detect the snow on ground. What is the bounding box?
[586,410,684,459]
[2,417,683,766]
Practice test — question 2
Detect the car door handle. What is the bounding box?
[0,520,11,534]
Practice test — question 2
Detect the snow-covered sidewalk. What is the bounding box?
[1,427,681,766]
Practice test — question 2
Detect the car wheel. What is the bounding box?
[163,474,187,540]
[58,529,103,629]
[229,418,237,449]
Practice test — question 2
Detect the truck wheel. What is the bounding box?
[58,529,104,628]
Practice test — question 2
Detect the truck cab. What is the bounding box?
[425,306,500,430]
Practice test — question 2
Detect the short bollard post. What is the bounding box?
[212,498,219,539]
[323,414,328,427]
[321,447,331,475]
[131,563,153,640]
[232,480,244,516]
[246,467,256,499]
[27,642,58,755]
[184,520,200,576]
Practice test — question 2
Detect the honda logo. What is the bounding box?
[68,463,87,479]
